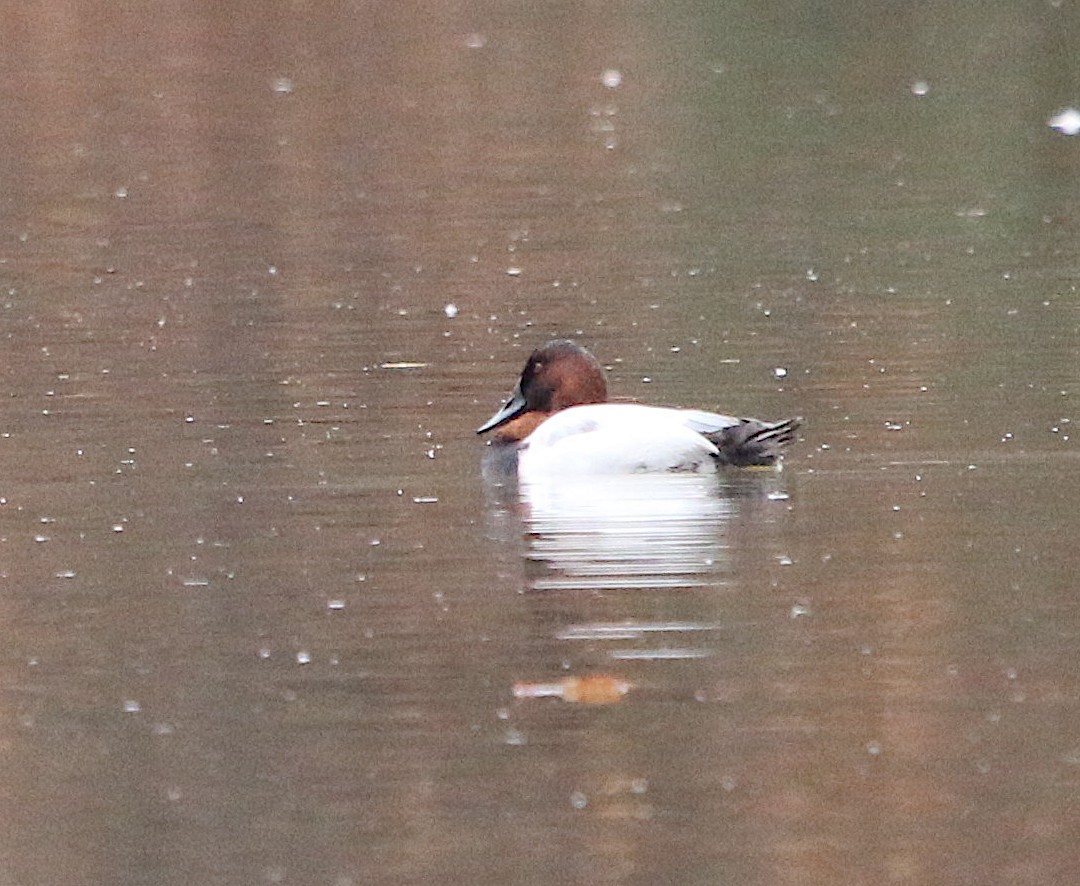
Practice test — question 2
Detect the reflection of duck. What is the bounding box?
[477,340,799,479]
[520,473,734,591]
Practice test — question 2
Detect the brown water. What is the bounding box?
[2,2,1080,884]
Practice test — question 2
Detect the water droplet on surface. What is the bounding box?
[600,68,623,89]
[910,80,930,96]
[464,33,486,49]
[296,651,312,665]
[866,741,882,756]
[272,76,294,94]
[443,303,458,318]
[1048,107,1080,136]
[569,790,588,809]
[772,367,788,379]
[123,699,141,713]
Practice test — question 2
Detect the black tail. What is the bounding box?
[705,417,801,467]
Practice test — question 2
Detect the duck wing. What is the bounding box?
[677,410,745,435]
[698,415,801,467]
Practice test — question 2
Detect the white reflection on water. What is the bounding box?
[518,473,734,591]
[556,621,721,640]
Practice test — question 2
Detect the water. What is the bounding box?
[2,1,1080,884]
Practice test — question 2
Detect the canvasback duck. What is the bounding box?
[477,340,799,477]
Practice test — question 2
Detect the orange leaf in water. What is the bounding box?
[513,674,632,704]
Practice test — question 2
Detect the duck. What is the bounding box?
[477,340,800,478]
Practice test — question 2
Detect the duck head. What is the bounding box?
[477,340,608,441]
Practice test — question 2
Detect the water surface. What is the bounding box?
[2,1,1080,884]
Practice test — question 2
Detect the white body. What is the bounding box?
[516,403,741,480]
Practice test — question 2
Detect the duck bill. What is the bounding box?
[476,384,527,434]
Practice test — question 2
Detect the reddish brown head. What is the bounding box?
[477,340,608,442]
